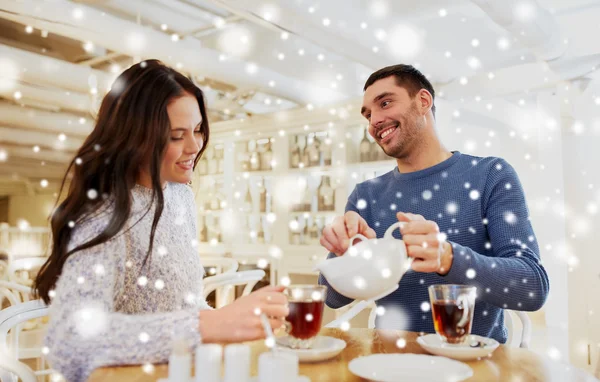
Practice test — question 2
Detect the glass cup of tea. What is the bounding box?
[283,285,327,349]
[428,284,477,344]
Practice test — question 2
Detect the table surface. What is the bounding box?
[88,328,598,382]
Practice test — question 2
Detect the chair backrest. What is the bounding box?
[0,300,48,382]
[203,270,265,308]
[0,354,37,382]
[505,310,531,348]
[0,280,34,307]
[200,256,239,277]
[7,257,47,284]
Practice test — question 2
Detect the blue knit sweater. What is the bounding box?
[318,151,549,343]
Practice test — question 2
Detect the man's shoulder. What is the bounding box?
[355,169,397,190]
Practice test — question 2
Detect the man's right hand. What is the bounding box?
[320,211,377,256]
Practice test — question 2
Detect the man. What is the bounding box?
[318,64,549,343]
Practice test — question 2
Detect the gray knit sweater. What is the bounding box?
[45,183,210,381]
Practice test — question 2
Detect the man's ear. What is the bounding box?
[417,89,433,115]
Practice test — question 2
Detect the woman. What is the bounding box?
[34,60,288,382]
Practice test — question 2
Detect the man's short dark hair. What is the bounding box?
[363,64,436,116]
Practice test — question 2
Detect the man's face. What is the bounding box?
[361,76,425,159]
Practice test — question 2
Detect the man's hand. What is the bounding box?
[320,211,377,256]
[397,212,453,275]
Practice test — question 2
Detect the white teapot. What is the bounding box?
[315,222,411,302]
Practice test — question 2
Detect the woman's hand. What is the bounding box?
[198,285,288,343]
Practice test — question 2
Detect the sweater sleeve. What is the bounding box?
[442,159,549,311]
[318,187,361,309]
[45,226,204,382]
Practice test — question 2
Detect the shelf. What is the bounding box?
[288,211,337,217]
[287,165,337,174]
[346,160,396,170]
[233,170,275,177]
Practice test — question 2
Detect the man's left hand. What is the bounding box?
[397,212,453,275]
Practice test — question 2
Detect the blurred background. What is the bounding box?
[0,0,599,376]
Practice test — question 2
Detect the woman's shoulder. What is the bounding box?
[167,182,195,202]
[68,202,120,251]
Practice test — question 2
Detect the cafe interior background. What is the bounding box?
[0,0,599,378]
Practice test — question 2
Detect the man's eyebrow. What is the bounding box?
[361,92,395,116]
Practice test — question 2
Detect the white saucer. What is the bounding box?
[417,334,500,361]
[275,336,346,363]
[348,353,473,382]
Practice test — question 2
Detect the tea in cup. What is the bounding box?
[283,285,327,349]
[428,285,476,344]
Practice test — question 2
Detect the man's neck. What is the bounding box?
[395,140,452,174]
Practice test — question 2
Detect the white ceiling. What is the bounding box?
[1,0,600,195]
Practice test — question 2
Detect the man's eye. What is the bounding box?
[381,101,391,107]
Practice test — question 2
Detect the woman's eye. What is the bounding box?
[170,135,184,140]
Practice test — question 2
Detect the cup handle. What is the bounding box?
[457,294,470,328]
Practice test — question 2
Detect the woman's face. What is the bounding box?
[161,92,204,185]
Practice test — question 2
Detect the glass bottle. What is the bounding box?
[258,178,267,213]
[244,183,253,213]
[239,142,250,171]
[370,140,380,162]
[261,141,273,171]
[207,146,217,174]
[256,217,265,244]
[359,127,371,162]
[249,140,261,171]
[307,134,321,167]
[290,136,300,168]
[200,216,208,242]
[300,136,310,168]
[198,155,208,175]
[213,217,222,243]
[290,218,301,245]
[216,146,224,174]
[318,176,335,211]
[322,133,332,166]
[308,218,320,245]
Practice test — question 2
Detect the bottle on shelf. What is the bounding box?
[289,217,301,245]
[200,216,208,242]
[370,139,379,162]
[209,192,220,211]
[302,219,309,245]
[238,141,251,172]
[322,133,332,166]
[307,134,321,167]
[216,146,224,174]
[261,140,273,171]
[359,127,371,163]
[317,176,335,211]
[243,183,253,213]
[300,135,310,168]
[258,178,267,213]
[256,217,265,244]
[308,218,320,245]
[213,217,222,243]
[198,155,208,175]
[249,140,261,172]
[377,145,388,161]
[207,146,218,175]
[290,136,300,169]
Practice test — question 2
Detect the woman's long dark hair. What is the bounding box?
[34,60,210,304]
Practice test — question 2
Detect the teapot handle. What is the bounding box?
[384,222,407,239]
[383,222,413,269]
